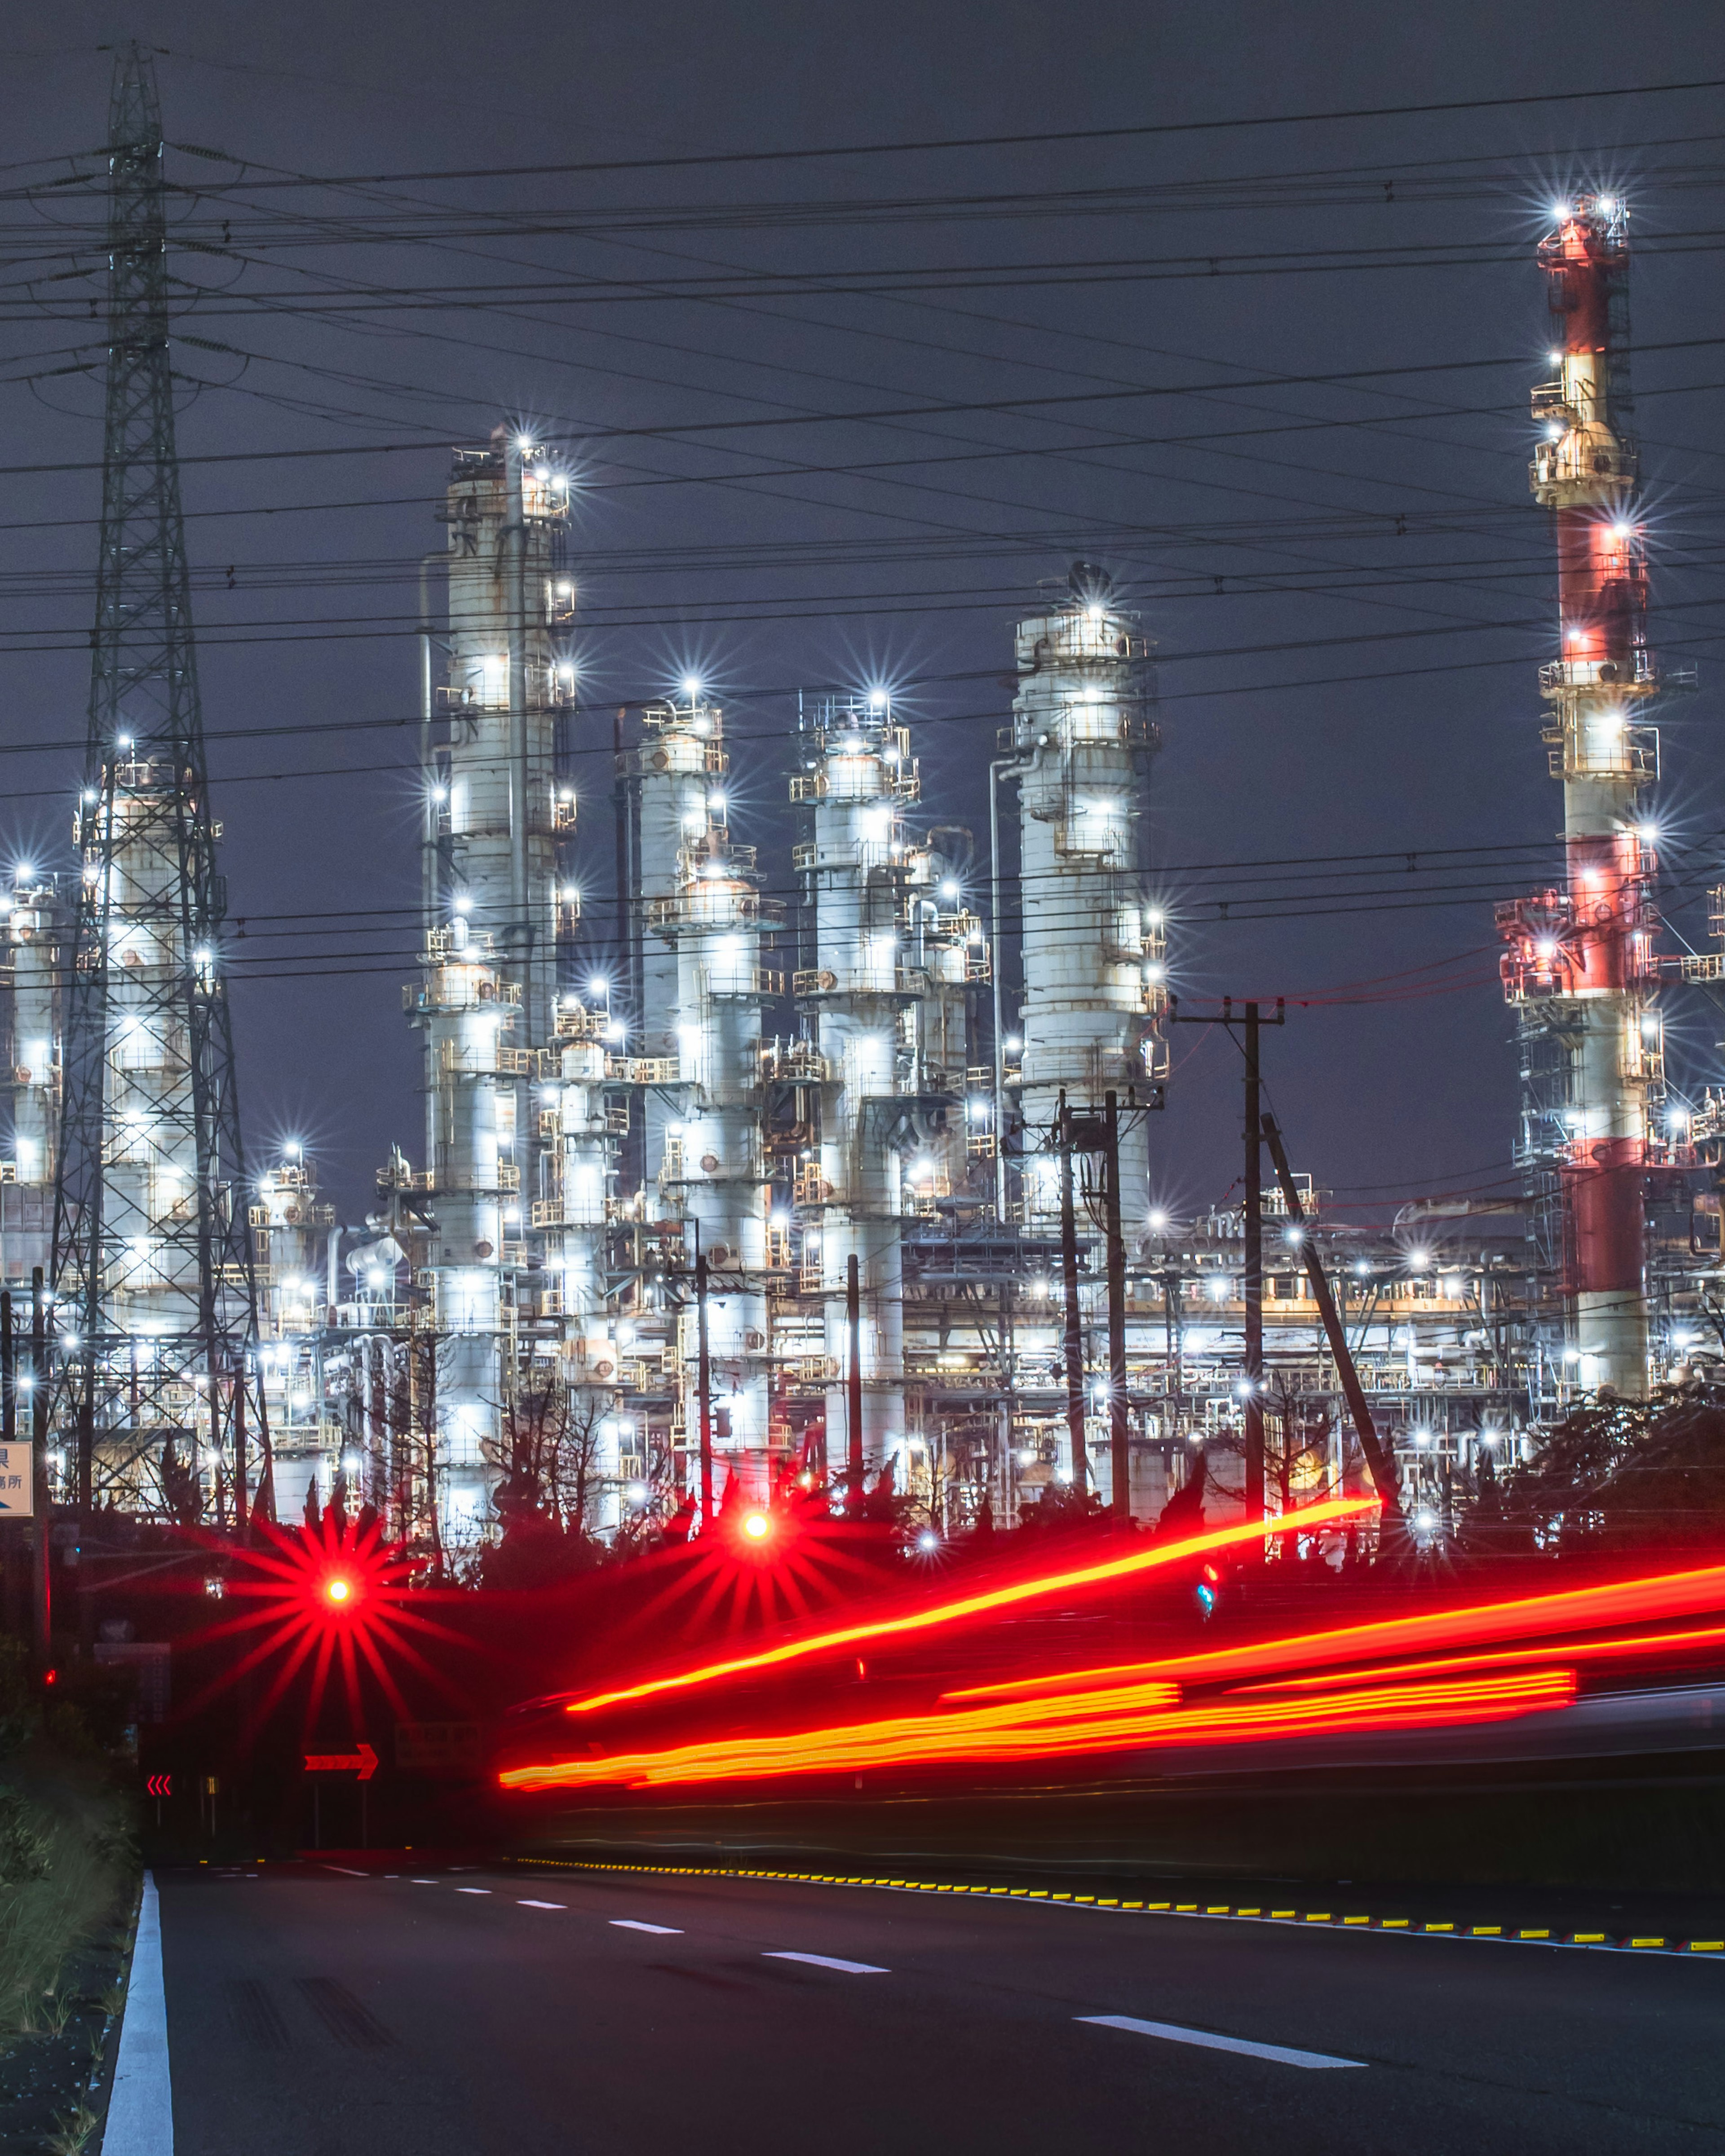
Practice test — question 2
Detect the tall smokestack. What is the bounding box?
[1499,194,1662,1397]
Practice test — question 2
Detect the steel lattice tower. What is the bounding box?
[51,43,268,1525]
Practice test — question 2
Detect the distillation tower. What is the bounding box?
[414,433,576,1519]
[636,692,776,1491]
[1001,567,1167,1485]
[1498,196,1668,1397]
[792,692,980,1487]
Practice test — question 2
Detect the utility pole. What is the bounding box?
[1,1293,17,1640]
[1261,1112,1405,1533]
[1243,1003,1264,1524]
[1057,1093,1088,1489]
[695,1252,714,1531]
[1104,1092,1129,1522]
[1169,997,1285,1526]
[31,1269,49,1675]
[845,1253,864,1516]
[52,44,268,1525]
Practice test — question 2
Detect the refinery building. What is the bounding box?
[7,154,1725,1556]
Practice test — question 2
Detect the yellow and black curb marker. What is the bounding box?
[516,1857,1725,1958]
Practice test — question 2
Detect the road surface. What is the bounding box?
[144,1858,1725,2154]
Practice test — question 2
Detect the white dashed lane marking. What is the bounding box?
[456,1887,491,1896]
[765,1952,889,1975]
[610,1919,683,1935]
[519,1900,566,1910]
[1078,2015,1364,2071]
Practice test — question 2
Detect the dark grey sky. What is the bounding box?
[4,1,1724,1230]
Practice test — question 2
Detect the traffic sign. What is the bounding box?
[0,1442,32,1517]
[395,1721,482,1777]
[146,1773,172,1798]
[304,1741,378,1782]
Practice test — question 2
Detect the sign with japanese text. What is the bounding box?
[0,1443,33,1517]
[395,1721,483,1777]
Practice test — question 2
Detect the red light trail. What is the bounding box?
[943,1563,1725,1704]
[1229,1620,1725,1696]
[501,1668,1572,1794]
[562,1493,1379,1717]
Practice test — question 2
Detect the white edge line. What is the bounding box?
[1078,2013,1364,2071]
[105,1870,174,2156]
[765,1951,889,1974]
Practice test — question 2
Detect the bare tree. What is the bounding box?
[1268,1383,1337,1519]
[483,1386,621,1542]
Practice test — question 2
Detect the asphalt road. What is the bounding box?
[152,1858,1725,2154]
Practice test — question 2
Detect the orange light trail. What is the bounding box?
[502,1668,1571,1794]
[563,1493,1378,1717]
[942,1563,1725,1705]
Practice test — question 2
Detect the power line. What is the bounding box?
[147,72,1725,190]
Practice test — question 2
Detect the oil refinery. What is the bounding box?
[2,140,1720,1560]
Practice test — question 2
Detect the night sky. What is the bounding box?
[3,2,1723,1233]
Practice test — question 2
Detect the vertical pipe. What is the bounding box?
[504,440,530,1006]
[613,706,632,1007]
[76,1399,92,1521]
[419,552,439,935]
[998,1276,1013,1525]
[1058,1095,1087,1488]
[234,1373,248,1546]
[695,1250,713,1531]
[31,1267,49,1674]
[846,1251,863,1515]
[210,1360,226,1532]
[988,759,1014,1222]
[1104,1091,1129,1521]
[1243,1003,1265,1522]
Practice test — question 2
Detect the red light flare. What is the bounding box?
[563,1495,1378,1719]
[942,1562,1725,1705]
[501,1668,1572,1795]
[583,1493,939,1676]
[174,1510,470,1745]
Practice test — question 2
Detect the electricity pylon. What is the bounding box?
[52,42,269,1528]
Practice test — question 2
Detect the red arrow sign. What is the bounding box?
[145,1772,172,1798]
[304,1741,378,1782]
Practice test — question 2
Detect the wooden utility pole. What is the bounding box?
[1103,1091,1130,1522]
[1057,1093,1088,1489]
[845,1252,864,1516]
